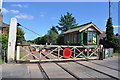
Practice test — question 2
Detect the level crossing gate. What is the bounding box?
[16,45,100,62]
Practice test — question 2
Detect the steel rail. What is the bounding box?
[74,61,119,80]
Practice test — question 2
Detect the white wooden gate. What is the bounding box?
[16,45,99,62]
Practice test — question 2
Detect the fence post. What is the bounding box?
[16,46,20,61]
[87,47,89,57]
[39,52,41,60]
[58,46,61,60]
[73,47,76,59]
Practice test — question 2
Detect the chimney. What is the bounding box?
[0,13,3,22]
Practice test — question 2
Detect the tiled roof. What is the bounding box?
[63,22,103,34]
[0,22,9,28]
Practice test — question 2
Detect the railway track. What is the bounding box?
[36,60,119,79]
[38,62,50,80]
[88,61,120,72]
[23,46,119,79]
[36,59,119,79]
[55,62,80,80]
[74,61,119,79]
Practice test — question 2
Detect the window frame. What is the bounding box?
[87,31,97,45]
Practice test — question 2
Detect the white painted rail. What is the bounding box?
[16,45,100,62]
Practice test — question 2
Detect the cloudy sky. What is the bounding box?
[1,2,119,40]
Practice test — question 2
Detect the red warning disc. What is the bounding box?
[63,48,72,58]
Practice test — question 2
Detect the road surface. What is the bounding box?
[1,56,119,80]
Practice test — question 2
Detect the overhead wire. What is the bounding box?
[17,23,41,36]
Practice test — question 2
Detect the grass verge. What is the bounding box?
[112,53,120,56]
[20,53,27,60]
[0,59,4,64]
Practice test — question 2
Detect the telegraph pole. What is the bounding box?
[109,0,111,18]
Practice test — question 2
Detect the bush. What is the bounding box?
[100,37,120,53]
[111,37,120,53]
[0,34,8,49]
[57,35,64,45]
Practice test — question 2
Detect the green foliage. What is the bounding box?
[48,26,59,44]
[101,18,114,48]
[32,26,59,45]
[0,34,8,49]
[17,27,25,43]
[0,27,25,49]
[20,53,27,59]
[111,37,120,53]
[106,17,114,47]
[100,18,120,53]
[6,27,25,43]
[27,40,33,43]
[50,26,58,34]
[57,34,64,45]
[33,35,49,45]
[39,35,49,44]
[0,59,4,64]
[112,53,120,56]
[58,12,78,32]
[100,37,120,53]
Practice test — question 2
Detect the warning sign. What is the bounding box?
[63,48,72,58]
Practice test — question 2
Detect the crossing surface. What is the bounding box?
[2,46,119,79]
[1,56,119,79]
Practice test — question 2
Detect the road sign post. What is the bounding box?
[7,18,17,63]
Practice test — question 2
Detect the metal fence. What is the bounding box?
[16,45,100,62]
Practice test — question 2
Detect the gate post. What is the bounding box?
[16,46,20,61]
[0,0,2,11]
[7,18,17,63]
[58,46,61,60]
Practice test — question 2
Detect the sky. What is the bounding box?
[1,2,119,40]
[2,0,120,2]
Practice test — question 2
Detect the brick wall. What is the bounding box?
[0,13,3,22]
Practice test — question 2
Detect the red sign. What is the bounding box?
[32,49,49,52]
[82,49,94,52]
[63,48,72,58]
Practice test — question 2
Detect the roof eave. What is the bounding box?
[79,24,103,34]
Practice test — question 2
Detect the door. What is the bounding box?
[83,33,87,45]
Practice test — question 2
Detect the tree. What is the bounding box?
[16,27,25,43]
[32,35,49,45]
[48,26,59,44]
[0,34,8,49]
[40,35,49,44]
[111,37,120,53]
[106,18,114,40]
[105,17,114,48]
[31,26,59,45]
[6,27,25,43]
[58,12,78,33]
[100,18,120,53]
[50,26,58,34]
[57,34,64,45]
